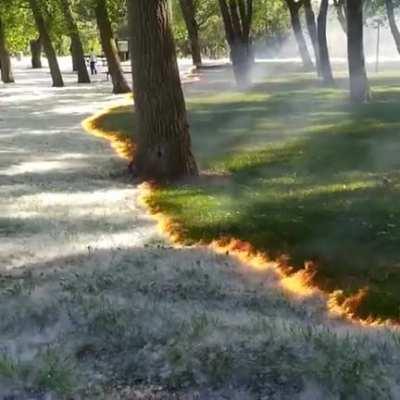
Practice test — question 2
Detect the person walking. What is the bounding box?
[89,51,97,75]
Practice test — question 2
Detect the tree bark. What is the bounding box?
[218,0,254,87]
[303,0,320,74]
[95,0,130,94]
[60,0,90,83]
[347,0,369,103]
[385,0,400,54]
[30,36,42,68]
[317,0,334,85]
[0,16,14,83]
[333,0,347,33]
[127,0,198,181]
[179,0,202,67]
[285,0,314,71]
[29,0,64,87]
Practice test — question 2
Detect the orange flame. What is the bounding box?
[82,101,135,160]
[83,98,398,330]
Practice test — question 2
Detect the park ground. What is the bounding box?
[1,59,400,399]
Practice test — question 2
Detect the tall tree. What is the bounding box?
[30,36,42,68]
[95,0,130,94]
[347,0,369,103]
[317,0,334,85]
[385,0,400,53]
[29,0,64,87]
[333,0,347,33]
[0,16,14,83]
[285,0,314,71]
[303,0,321,74]
[127,0,198,180]
[179,0,202,67]
[218,0,254,87]
[59,0,90,83]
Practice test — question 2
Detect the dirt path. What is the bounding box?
[0,62,160,270]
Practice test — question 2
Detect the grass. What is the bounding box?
[94,66,400,321]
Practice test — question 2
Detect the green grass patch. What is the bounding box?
[97,68,400,320]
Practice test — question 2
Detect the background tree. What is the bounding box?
[59,0,90,83]
[218,0,254,87]
[304,0,321,74]
[179,0,202,67]
[347,0,369,103]
[29,0,64,87]
[127,0,198,180]
[317,0,334,85]
[0,16,14,83]
[95,0,130,93]
[385,0,400,53]
[30,36,42,68]
[333,0,347,33]
[285,0,314,70]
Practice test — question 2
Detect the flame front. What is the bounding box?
[83,100,397,330]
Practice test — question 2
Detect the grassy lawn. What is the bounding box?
[95,66,400,321]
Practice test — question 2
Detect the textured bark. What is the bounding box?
[0,16,14,83]
[218,0,253,87]
[179,0,202,67]
[29,0,64,87]
[347,0,369,103]
[95,0,130,94]
[386,0,400,54]
[303,0,320,74]
[333,0,347,33]
[30,36,42,68]
[127,0,198,181]
[60,0,90,83]
[285,0,314,71]
[317,0,334,85]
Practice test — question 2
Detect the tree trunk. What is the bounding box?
[30,36,42,68]
[71,42,78,71]
[218,0,254,87]
[95,0,130,94]
[333,0,347,33]
[127,0,198,181]
[286,0,314,71]
[60,0,90,83]
[317,0,334,85]
[303,0,321,74]
[179,0,202,67]
[385,0,400,53]
[0,16,14,83]
[347,0,369,103]
[29,0,64,87]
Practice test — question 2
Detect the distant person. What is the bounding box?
[89,51,97,75]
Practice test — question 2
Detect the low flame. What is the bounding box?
[82,102,136,160]
[83,99,397,330]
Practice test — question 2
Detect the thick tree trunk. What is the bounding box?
[385,0,400,53]
[334,0,347,34]
[218,0,254,87]
[95,0,130,94]
[303,0,321,74]
[30,36,42,68]
[60,0,90,83]
[317,0,334,85]
[347,0,369,103]
[179,0,202,67]
[286,0,314,71]
[230,38,252,86]
[127,0,198,181]
[0,16,14,83]
[71,42,78,71]
[29,0,64,87]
